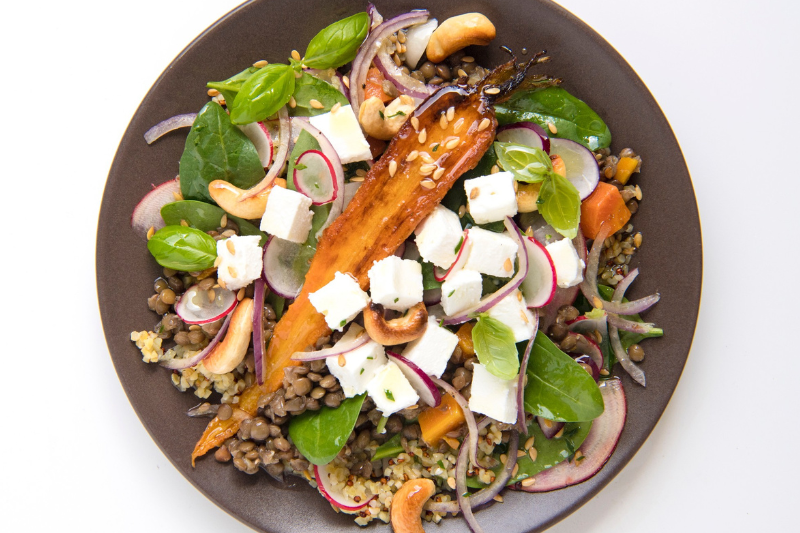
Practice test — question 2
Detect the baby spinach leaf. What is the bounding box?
[206,66,259,104]
[230,63,295,125]
[524,331,604,422]
[290,73,348,117]
[495,87,611,150]
[537,172,581,240]
[160,200,267,246]
[419,261,443,290]
[146,225,217,271]
[472,314,519,380]
[494,142,552,183]
[373,433,404,461]
[178,102,265,203]
[303,12,370,69]
[288,393,366,465]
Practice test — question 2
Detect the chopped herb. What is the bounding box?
[379,110,385,120]
[387,110,406,118]
[546,233,552,240]
[394,297,399,303]
[157,324,165,334]
[384,389,395,401]
[448,290,455,297]
[439,319,445,327]
[294,163,307,171]
[432,144,439,152]
[340,319,346,327]
[376,415,388,434]
[360,368,365,375]
[437,460,445,469]
[367,356,374,360]
[454,235,464,254]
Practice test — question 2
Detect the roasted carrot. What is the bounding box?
[579,181,631,240]
[365,67,393,103]
[418,393,466,445]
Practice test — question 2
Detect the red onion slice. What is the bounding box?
[496,122,549,153]
[610,268,646,386]
[387,352,441,407]
[537,417,566,439]
[314,462,376,511]
[456,440,483,533]
[374,40,434,99]
[143,113,196,144]
[520,236,557,308]
[443,218,529,325]
[293,149,338,205]
[367,2,383,28]
[566,311,608,340]
[262,236,305,299]
[253,278,266,385]
[130,177,180,239]
[549,138,600,200]
[175,283,238,324]
[433,229,469,282]
[239,106,291,200]
[290,327,371,362]
[403,18,438,69]
[515,319,538,434]
[160,311,234,370]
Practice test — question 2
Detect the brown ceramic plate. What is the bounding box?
[97,0,701,531]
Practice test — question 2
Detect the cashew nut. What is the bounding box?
[425,13,496,63]
[207,178,286,219]
[203,298,254,374]
[363,302,428,346]
[358,95,416,141]
[390,478,436,533]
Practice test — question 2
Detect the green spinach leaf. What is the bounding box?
[206,66,259,105]
[230,63,295,125]
[303,12,370,69]
[472,314,519,380]
[146,225,217,271]
[524,332,604,422]
[266,292,286,320]
[420,261,443,290]
[160,200,267,246]
[537,172,581,240]
[290,73,348,117]
[178,102,265,203]
[494,142,552,183]
[373,433,404,461]
[288,394,366,465]
[495,86,611,150]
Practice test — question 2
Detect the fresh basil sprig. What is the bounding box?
[146,225,217,271]
[206,66,259,105]
[230,63,296,125]
[303,12,370,69]
[472,314,519,380]
[495,142,552,183]
[290,73,349,117]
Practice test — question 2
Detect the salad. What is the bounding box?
[129,4,663,532]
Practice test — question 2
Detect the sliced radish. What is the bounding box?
[517,379,626,492]
[387,351,441,407]
[293,149,337,205]
[240,107,290,200]
[519,212,562,247]
[521,236,557,308]
[175,283,238,325]
[130,177,180,239]
[403,18,438,68]
[314,463,376,511]
[262,236,305,299]
[160,311,234,370]
[537,417,565,439]
[496,122,550,153]
[238,121,273,168]
[550,138,600,200]
[433,230,469,282]
[291,326,371,362]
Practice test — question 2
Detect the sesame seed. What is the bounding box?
[635,184,643,201]
[529,447,538,462]
[213,256,222,268]
[521,477,536,487]
[226,240,236,255]
[407,150,419,161]
[553,428,564,438]
[180,219,189,227]
[338,354,346,367]
[393,54,403,66]
[520,310,529,323]
[398,43,407,54]
[355,168,367,177]
[420,179,435,189]
[146,226,155,240]
[420,163,436,175]
[446,106,455,121]
[470,188,480,199]
[433,167,445,180]
[511,463,519,477]
[493,494,504,503]
[342,75,350,89]
[418,128,427,143]
[331,102,342,113]
[491,164,500,174]
[411,116,420,131]
[237,288,245,301]
[574,450,584,462]
[517,450,526,458]
[253,60,268,68]
[500,454,507,464]
[484,87,500,95]
[220,214,228,228]
[439,114,448,129]
[517,291,523,302]
[634,232,643,247]
[445,137,460,150]
[462,56,475,63]
[453,118,465,134]
[458,205,466,217]
[227,266,237,278]
[600,368,610,376]
[172,191,183,201]
[207,88,220,97]
[291,50,301,61]
[478,118,490,131]
[547,122,558,134]
[420,152,434,164]
[208,289,216,301]
[525,436,535,450]
[398,31,407,43]
[218,279,227,289]
[389,160,397,177]
[289,96,297,108]
[504,258,513,272]
[592,296,604,309]
[350,176,365,182]
[458,69,468,78]
[309,99,324,109]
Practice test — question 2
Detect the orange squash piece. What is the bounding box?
[365,67,393,103]
[580,181,631,240]
[418,393,466,445]
[614,156,639,185]
[456,322,475,357]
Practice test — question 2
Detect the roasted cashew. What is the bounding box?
[363,302,428,346]
[203,298,254,374]
[358,95,416,140]
[425,13,496,63]
[390,478,436,533]
[207,178,286,219]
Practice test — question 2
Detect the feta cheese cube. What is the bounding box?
[326,326,387,397]
[367,361,420,416]
[468,363,518,423]
[308,104,372,164]
[441,269,482,316]
[464,172,518,224]
[414,205,464,269]
[367,256,424,311]
[309,272,370,331]
[486,289,536,342]
[401,317,459,378]
[463,227,518,278]
[260,186,314,243]
[215,235,263,291]
[545,238,585,288]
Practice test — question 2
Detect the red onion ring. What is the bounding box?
[609,270,646,386]
[373,40,434,99]
[516,319,538,434]
[456,440,483,533]
[253,278,266,385]
[143,113,196,144]
[159,309,234,370]
[432,377,494,470]
[290,328,370,361]
[239,106,291,200]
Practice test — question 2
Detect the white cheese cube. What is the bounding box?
[463,227,518,278]
[367,361,420,416]
[545,238,585,288]
[486,289,536,342]
[367,256,424,311]
[401,318,459,378]
[215,235,263,291]
[308,104,372,164]
[326,326,387,397]
[468,363,519,424]
[465,172,518,224]
[441,269,482,316]
[260,186,314,243]
[414,205,464,269]
[309,272,370,331]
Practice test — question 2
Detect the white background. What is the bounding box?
[3,0,797,531]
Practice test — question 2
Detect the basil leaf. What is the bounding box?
[146,225,217,271]
[495,87,611,150]
[230,63,295,125]
[524,331,604,422]
[290,73,348,117]
[373,433,404,461]
[303,12,370,69]
[494,142,553,183]
[160,200,267,246]
[206,66,259,104]
[537,172,581,239]
[178,102,265,203]
[472,314,519,380]
[288,393,366,465]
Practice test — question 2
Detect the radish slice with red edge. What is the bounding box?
[516,379,626,492]
[291,326,371,362]
[386,352,441,407]
[160,311,233,370]
[549,138,600,200]
[537,417,565,439]
[540,230,586,330]
[433,229,469,282]
[240,107,291,200]
[293,149,337,205]
[144,113,197,144]
[131,177,180,239]
[175,283,238,324]
[262,236,305,299]
[238,121,273,168]
[520,236,557,308]
[253,278,266,385]
[496,122,550,153]
[313,462,376,511]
